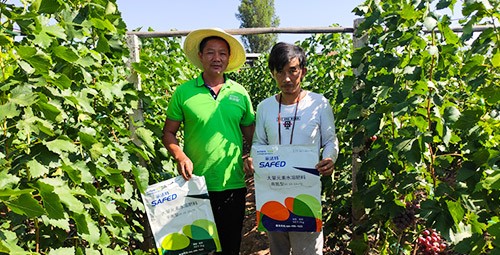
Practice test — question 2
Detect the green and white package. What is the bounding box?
[252,144,322,232]
[142,175,221,255]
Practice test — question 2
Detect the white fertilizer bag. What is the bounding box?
[142,175,221,255]
[252,144,322,232]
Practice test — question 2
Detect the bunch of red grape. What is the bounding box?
[417,229,447,254]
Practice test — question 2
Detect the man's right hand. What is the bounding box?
[176,156,193,180]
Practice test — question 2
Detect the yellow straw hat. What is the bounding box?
[183,28,246,73]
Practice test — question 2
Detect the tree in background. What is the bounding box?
[236,0,280,53]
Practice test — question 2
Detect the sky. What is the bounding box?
[116,0,366,43]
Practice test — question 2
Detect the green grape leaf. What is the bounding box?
[53,46,79,63]
[44,139,78,155]
[0,102,20,121]
[6,193,46,217]
[27,159,49,178]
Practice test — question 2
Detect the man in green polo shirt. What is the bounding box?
[162,28,255,255]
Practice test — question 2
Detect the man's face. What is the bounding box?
[272,57,306,96]
[198,38,230,75]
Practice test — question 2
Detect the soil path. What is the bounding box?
[240,175,270,255]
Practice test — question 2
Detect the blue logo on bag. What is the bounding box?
[259,161,286,168]
[151,192,178,206]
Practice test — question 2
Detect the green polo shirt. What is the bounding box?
[166,74,255,191]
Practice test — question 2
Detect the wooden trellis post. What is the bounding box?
[351,18,368,242]
[126,34,144,147]
[125,34,155,250]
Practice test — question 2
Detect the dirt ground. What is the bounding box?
[240,175,270,255]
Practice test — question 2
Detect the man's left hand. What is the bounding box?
[316,158,335,176]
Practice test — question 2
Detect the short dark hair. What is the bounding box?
[268,42,306,72]
[199,36,231,55]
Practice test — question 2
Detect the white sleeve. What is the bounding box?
[320,97,339,163]
[252,101,268,146]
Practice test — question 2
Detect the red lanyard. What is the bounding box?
[278,93,299,145]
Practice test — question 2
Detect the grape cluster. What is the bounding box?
[392,201,419,231]
[417,229,447,254]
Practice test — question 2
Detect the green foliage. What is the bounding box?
[231,55,276,108]
[0,0,152,253]
[347,0,500,253]
[236,0,280,53]
[132,34,198,183]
